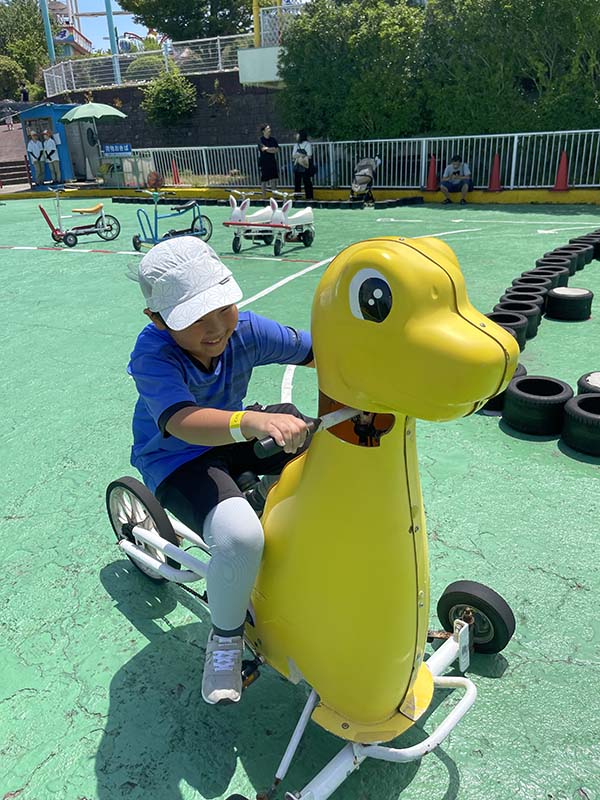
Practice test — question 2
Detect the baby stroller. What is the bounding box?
[350,156,381,204]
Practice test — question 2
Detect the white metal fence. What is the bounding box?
[43,34,253,96]
[121,130,600,191]
[259,3,305,47]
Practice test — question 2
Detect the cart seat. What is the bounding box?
[171,200,196,211]
[72,203,104,214]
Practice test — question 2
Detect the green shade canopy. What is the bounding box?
[60,103,127,123]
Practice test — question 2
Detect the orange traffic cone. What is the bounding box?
[171,158,181,186]
[425,155,438,191]
[487,153,502,191]
[552,150,569,191]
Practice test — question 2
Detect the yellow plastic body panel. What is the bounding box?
[246,236,519,742]
[71,203,104,214]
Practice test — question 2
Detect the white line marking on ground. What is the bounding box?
[239,257,332,308]
[281,364,296,402]
[414,228,482,237]
[376,218,424,223]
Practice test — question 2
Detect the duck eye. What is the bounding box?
[349,269,392,323]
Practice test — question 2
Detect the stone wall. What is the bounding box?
[54,72,295,148]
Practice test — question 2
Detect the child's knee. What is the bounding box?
[204,496,264,559]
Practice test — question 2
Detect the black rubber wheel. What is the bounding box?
[96,214,121,241]
[132,235,142,251]
[566,242,594,265]
[535,256,572,273]
[560,394,600,456]
[529,266,569,287]
[493,301,541,339]
[485,311,528,351]
[274,238,283,256]
[63,232,78,247]
[437,580,516,654]
[500,292,544,312]
[51,230,62,243]
[503,375,573,435]
[482,363,527,412]
[569,236,600,260]
[544,248,578,274]
[545,287,593,321]
[577,371,600,395]
[192,214,213,242]
[232,235,242,254]
[511,276,553,293]
[106,476,181,582]
[263,234,274,245]
[504,284,548,309]
[301,228,315,247]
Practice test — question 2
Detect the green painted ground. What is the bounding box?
[1,197,599,800]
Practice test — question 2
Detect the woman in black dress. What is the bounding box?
[258,123,279,197]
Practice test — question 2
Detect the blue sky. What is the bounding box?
[75,0,149,50]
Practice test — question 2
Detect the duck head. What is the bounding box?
[312,236,519,421]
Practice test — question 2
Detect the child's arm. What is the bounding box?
[167,407,309,453]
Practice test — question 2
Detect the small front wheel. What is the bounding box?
[63,232,78,247]
[132,235,142,251]
[274,238,283,257]
[51,230,62,243]
[301,228,315,247]
[96,214,121,241]
[232,235,242,254]
[106,476,181,582]
[192,214,213,242]
[437,580,515,654]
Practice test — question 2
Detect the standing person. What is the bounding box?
[3,111,15,131]
[258,123,279,198]
[440,154,473,205]
[42,130,61,184]
[127,237,315,705]
[292,130,314,201]
[19,83,29,102]
[26,130,44,185]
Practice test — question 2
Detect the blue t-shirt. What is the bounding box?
[128,310,312,492]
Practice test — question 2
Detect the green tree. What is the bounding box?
[0,53,26,99]
[0,0,50,82]
[118,0,252,40]
[279,0,425,139]
[140,68,197,124]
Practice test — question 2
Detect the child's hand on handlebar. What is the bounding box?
[241,411,310,453]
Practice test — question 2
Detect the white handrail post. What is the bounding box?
[509,133,519,189]
[200,147,209,186]
[420,138,428,189]
[328,140,335,187]
[217,36,223,71]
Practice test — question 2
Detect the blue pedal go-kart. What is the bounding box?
[132,189,213,251]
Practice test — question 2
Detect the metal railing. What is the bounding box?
[259,3,305,47]
[119,130,600,191]
[43,33,253,95]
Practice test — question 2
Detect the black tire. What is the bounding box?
[535,256,572,273]
[500,292,544,311]
[569,236,600,260]
[96,214,121,241]
[543,248,577,274]
[560,394,600,456]
[529,266,569,287]
[577,371,600,395]
[132,235,142,251]
[192,214,213,242]
[224,796,250,800]
[482,363,527,412]
[437,580,516,654]
[520,268,562,290]
[485,311,528,351]
[545,287,593,321]
[566,242,594,265]
[511,276,553,293]
[301,228,314,247]
[546,246,585,271]
[503,375,573,435]
[232,235,242,254]
[493,301,541,339]
[263,234,274,245]
[106,476,181,582]
[63,232,78,247]
[505,284,548,310]
[274,238,283,256]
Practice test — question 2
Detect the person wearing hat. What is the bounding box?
[26,130,44,185]
[440,154,473,204]
[128,236,314,705]
[42,129,61,184]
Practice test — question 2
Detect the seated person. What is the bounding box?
[127,236,314,706]
[441,154,473,204]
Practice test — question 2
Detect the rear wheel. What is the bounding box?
[132,235,142,251]
[63,232,78,247]
[437,580,516,654]
[262,234,274,245]
[192,214,213,242]
[301,228,315,247]
[232,235,242,253]
[96,214,121,241]
[106,476,181,582]
[274,238,283,256]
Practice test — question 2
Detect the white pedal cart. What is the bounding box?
[266,190,315,256]
[105,406,516,800]
[222,190,276,253]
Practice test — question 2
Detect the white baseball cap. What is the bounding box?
[133,237,243,330]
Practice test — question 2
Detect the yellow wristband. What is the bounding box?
[229,410,247,443]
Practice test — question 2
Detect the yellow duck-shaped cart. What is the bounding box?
[108,236,519,800]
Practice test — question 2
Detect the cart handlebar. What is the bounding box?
[253,407,360,458]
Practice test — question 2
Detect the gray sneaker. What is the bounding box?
[202,632,244,704]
